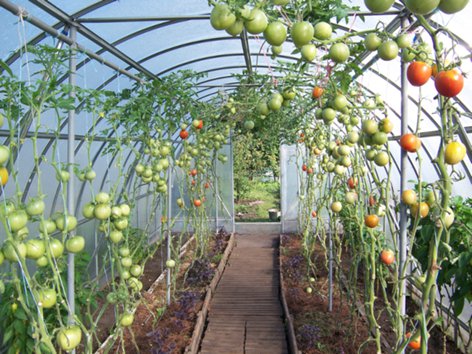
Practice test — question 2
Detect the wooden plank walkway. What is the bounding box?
[199,234,288,354]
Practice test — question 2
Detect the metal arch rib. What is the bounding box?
[29,0,157,80]
[1,0,115,70]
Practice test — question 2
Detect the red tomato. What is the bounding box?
[204,182,210,189]
[302,164,307,172]
[435,69,464,97]
[193,199,202,207]
[407,61,432,86]
[400,133,421,153]
[311,210,317,218]
[179,130,189,139]
[347,177,358,189]
[190,169,197,177]
[406,332,421,350]
[307,167,313,174]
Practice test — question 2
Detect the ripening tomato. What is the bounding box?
[410,202,429,218]
[302,164,307,172]
[0,167,9,186]
[435,69,464,97]
[307,167,313,174]
[194,199,202,207]
[406,332,421,350]
[407,61,432,86]
[312,86,324,99]
[190,169,197,177]
[347,177,358,189]
[444,141,466,165]
[402,189,418,205]
[380,249,395,265]
[179,130,189,140]
[400,133,421,153]
[365,214,379,228]
[311,210,317,218]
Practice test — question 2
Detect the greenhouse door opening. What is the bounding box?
[233,133,281,223]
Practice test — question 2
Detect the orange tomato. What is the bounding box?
[365,214,379,228]
[312,86,324,99]
[380,249,395,265]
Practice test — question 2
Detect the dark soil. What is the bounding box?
[280,234,464,354]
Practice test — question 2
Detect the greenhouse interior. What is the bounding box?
[0,0,471,353]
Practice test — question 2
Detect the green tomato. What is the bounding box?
[26,197,45,216]
[405,0,440,14]
[66,236,85,253]
[210,3,236,30]
[263,21,287,46]
[291,21,314,48]
[38,288,57,309]
[364,33,381,51]
[120,313,134,327]
[109,230,123,244]
[362,119,379,135]
[121,257,133,268]
[378,40,399,61]
[364,0,395,12]
[48,238,64,258]
[396,34,412,49]
[82,202,95,219]
[244,120,255,130]
[95,192,110,204]
[7,209,28,232]
[94,204,111,220]
[119,247,130,257]
[374,151,390,166]
[36,256,48,267]
[225,19,244,36]
[0,145,10,165]
[26,239,46,259]
[271,45,283,56]
[300,44,317,62]
[438,0,469,14]
[314,21,332,40]
[130,264,143,277]
[0,250,4,265]
[56,326,82,351]
[329,43,350,63]
[2,241,26,262]
[244,8,268,34]
[55,214,77,232]
[166,259,176,268]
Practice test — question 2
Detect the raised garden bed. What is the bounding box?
[280,234,464,354]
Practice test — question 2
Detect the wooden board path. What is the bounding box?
[199,234,288,354]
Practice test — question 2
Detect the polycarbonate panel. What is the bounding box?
[80,0,211,19]
[215,143,233,230]
[48,0,98,14]
[0,0,57,59]
[280,144,301,233]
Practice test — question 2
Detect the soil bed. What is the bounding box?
[280,234,463,354]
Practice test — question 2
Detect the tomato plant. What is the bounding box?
[399,133,421,153]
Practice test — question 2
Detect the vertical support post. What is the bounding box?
[67,24,77,328]
[229,134,235,234]
[328,175,333,312]
[398,15,409,342]
[166,163,172,305]
[214,158,219,232]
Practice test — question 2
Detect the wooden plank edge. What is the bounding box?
[279,234,301,354]
[185,232,236,354]
[95,234,196,354]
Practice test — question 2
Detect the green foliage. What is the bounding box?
[412,197,472,315]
